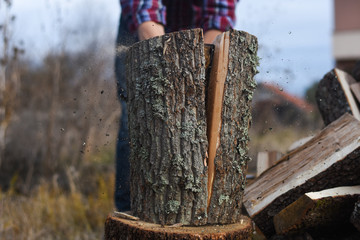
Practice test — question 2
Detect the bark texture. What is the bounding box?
[126,29,208,225]
[104,215,253,240]
[207,29,258,224]
[243,114,360,238]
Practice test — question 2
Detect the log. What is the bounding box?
[206,30,258,224]
[256,151,282,177]
[126,29,208,226]
[104,214,253,240]
[274,186,360,235]
[288,136,313,153]
[243,113,360,237]
[125,29,258,226]
[351,197,360,232]
[316,68,360,125]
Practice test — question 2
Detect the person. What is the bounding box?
[115,0,239,212]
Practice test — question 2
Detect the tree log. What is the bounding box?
[316,68,360,125]
[126,29,208,225]
[243,113,360,237]
[104,214,253,240]
[351,197,360,232]
[274,186,360,235]
[207,30,258,224]
[126,29,258,226]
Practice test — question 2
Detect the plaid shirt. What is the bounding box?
[120,0,238,34]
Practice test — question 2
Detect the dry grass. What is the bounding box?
[0,115,322,240]
[0,164,115,240]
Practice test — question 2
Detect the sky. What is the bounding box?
[5,0,334,96]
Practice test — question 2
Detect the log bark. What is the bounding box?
[126,29,208,225]
[274,186,360,235]
[351,197,360,232]
[243,113,360,237]
[126,29,258,226]
[207,30,258,224]
[316,68,360,125]
[104,214,253,240]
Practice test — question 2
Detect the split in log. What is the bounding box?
[256,151,282,177]
[351,197,360,232]
[273,186,360,235]
[316,68,360,125]
[126,28,258,226]
[206,32,230,210]
[104,214,253,240]
[243,113,360,237]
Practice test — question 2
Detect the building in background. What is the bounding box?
[333,0,360,72]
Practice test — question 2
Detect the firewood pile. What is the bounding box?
[243,64,360,239]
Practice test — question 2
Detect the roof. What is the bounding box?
[255,82,314,112]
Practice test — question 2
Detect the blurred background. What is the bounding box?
[1,0,359,239]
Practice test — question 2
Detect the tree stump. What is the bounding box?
[124,28,258,229]
[105,214,253,240]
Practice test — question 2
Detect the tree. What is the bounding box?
[0,0,23,167]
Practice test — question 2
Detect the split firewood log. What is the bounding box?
[243,113,360,237]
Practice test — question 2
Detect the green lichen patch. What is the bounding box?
[166,200,180,214]
[219,195,230,205]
